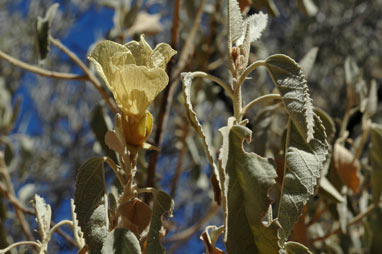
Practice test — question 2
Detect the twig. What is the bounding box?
[310,203,377,242]
[49,36,119,114]
[0,153,33,241]
[0,50,86,81]
[0,182,34,215]
[146,0,207,199]
[241,93,281,117]
[0,241,40,254]
[238,60,266,86]
[165,203,219,242]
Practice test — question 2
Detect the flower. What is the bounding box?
[88,35,176,146]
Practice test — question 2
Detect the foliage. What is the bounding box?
[0,0,381,253]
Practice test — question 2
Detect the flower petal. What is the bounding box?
[150,43,177,70]
[111,65,168,118]
[124,35,153,67]
[88,40,135,90]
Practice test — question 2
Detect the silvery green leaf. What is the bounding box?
[236,12,268,46]
[101,228,141,254]
[299,47,319,79]
[219,123,280,254]
[228,0,244,43]
[33,195,52,241]
[265,54,315,143]
[181,72,222,204]
[278,115,328,244]
[74,157,108,254]
[146,190,174,254]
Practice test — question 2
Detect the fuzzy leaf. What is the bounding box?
[36,3,59,62]
[33,195,52,241]
[74,157,108,254]
[181,72,222,204]
[146,190,174,254]
[118,198,152,236]
[228,0,244,43]
[299,47,319,78]
[236,12,268,45]
[265,54,315,143]
[370,124,382,205]
[219,123,280,254]
[101,228,141,254]
[278,115,328,244]
[285,241,313,254]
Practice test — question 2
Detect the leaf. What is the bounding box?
[265,54,315,143]
[228,0,244,43]
[36,3,59,63]
[118,198,152,236]
[314,107,335,143]
[296,0,318,17]
[277,115,328,244]
[236,12,268,46]
[146,190,174,254]
[101,228,142,254]
[90,104,117,162]
[181,72,222,205]
[285,241,313,254]
[219,122,280,254]
[299,47,319,78]
[200,226,224,254]
[126,12,162,37]
[33,195,52,241]
[333,143,361,193]
[74,157,108,254]
[366,79,378,117]
[370,124,382,205]
[319,177,345,203]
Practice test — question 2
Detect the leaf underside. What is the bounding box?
[74,157,108,254]
[220,123,280,254]
[146,190,174,254]
[181,72,222,204]
[101,228,142,254]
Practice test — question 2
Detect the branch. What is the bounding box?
[238,60,266,86]
[241,93,281,117]
[310,203,377,243]
[0,153,34,241]
[0,50,86,80]
[0,241,40,254]
[49,36,119,114]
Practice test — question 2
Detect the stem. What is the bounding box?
[47,220,74,240]
[190,72,233,98]
[137,187,156,195]
[238,60,266,86]
[49,36,119,114]
[0,241,40,254]
[311,203,377,242]
[233,83,243,122]
[241,94,281,117]
[0,153,33,241]
[0,50,87,80]
[145,0,205,201]
[105,157,126,186]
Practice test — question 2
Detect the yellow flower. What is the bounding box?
[88,35,176,146]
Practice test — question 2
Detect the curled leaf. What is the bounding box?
[285,241,313,254]
[333,143,361,193]
[219,123,280,254]
[265,54,315,143]
[181,72,222,205]
[118,198,152,236]
[33,194,52,241]
[101,228,142,254]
